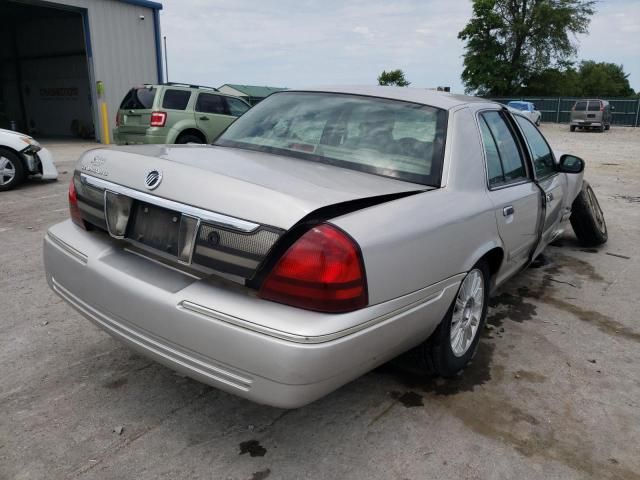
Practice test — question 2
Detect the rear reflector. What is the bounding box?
[150,111,167,127]
[68,178,86,229]
[259,224,367,313]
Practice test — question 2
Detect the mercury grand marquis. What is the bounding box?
[44,87,607,408]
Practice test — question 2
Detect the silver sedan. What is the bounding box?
[43,87,607,408]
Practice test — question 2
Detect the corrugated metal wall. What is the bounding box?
[45,0,161,142]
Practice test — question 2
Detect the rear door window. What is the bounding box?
[162,90,191,110]
[196,93,227,114]
[481,111,527,183]
[120,88,156,110]
[478,117,505,187]
[225,97,250,117]
[574,101,587,111]
[587,101,601,111]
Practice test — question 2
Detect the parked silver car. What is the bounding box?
[44,87,607,408]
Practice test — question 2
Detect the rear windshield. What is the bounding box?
[162,89,191,110]
[120,87,156,110]
[215,92,447,186]
[573,101,587,111]
[587,101,601,111]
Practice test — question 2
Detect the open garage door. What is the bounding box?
[0,1,95,139]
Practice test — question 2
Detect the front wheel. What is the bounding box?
[412,261,490,377]
[570,125,576,132]
[0,149,25,192]
[570,181,608,246]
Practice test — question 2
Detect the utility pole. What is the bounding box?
[163,36,169,82]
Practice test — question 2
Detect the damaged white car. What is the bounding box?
[0,128,58,191]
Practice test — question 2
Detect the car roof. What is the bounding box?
[286,85,496,110]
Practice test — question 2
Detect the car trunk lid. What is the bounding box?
[76,144,428,230]
[74,145,429,280]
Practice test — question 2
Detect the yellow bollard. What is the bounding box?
[100,101,110,145]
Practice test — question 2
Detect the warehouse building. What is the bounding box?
[0,0,163,143]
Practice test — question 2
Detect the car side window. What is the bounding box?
[162,89,191,110]
[226,97,250,117]
[196,93,227,115]
[481,111,527,183]
[478,116,504,186]
[515,116,556,178]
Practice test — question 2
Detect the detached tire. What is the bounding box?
[0,148,25,192]
[570,181,608,246]
[411,261,490,377]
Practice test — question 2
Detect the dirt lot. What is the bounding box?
[1,126,639,480]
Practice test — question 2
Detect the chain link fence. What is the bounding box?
[490,97,640,126]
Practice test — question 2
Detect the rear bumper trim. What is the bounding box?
[46,231,88,264]
[51,276,253,391]
[180,274,460,344]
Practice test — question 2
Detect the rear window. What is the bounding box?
[162,89,191,110]
[573,101,587,111]
[119,88,156,110]
[215,91,448,187]
[588,101,601,111]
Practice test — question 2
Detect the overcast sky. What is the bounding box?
[160,0,640,93]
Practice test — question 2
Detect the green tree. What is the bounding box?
[523,64,582,96]
[522,61,636,96]
[578,61,635,97]
[458,0,595,95]
[377,69,410,87]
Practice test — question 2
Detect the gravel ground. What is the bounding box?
[1,127,639,480]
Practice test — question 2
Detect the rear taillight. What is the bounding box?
[68,178,86,229]
[259,224,367,313]
[150,111,167,127]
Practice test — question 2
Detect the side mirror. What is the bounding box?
[558,154,585,174]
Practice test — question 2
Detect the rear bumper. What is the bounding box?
[570,120,603,127]
[43,220,460,408]
[113,129,167,145]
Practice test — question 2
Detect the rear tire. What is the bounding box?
[570,181,608,246]
[410,261,490,377]
[0,148,25,192]
[605,124,611,131]
[176,133,205,144]
[570,125,576,132]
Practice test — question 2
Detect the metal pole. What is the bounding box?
[163,36,169,83]
[556,97,561,123]
[635,98,640,128]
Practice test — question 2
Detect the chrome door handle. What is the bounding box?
[503,205,514,216]
[546,192,554,202]
[199,116,209,120]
